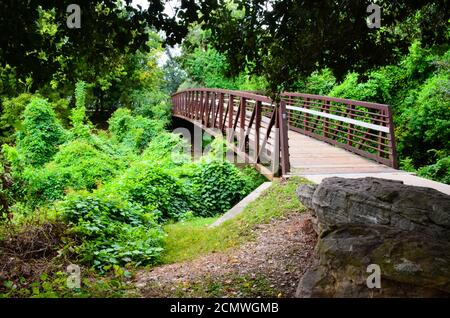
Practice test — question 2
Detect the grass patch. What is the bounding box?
[160,177,308,264]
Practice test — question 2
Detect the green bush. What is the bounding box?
[0,64,21,97]
[417,156,450,184]
[109,162,194,221]
[69,81,92,139]
[397,72,450,166]
[130,89,171,123]
[0,93,34,144]
[240,165,267,193]
[141,132,191,168]
[108,108,164,152]
[299,68,336,95]
[328,70,392,104]
[190,160,249,217]
[23,140,125,207]
[15,98,66,167]
[400,40,435,81]
[61,191,164,269]
[0,93,70,144]
[181,46,237,89]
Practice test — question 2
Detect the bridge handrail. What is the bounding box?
[279,91,397,168]
[171,88,397,172]
[172,88,273,104]
[280,92,389,111]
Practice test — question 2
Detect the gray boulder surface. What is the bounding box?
[296,177,450,298]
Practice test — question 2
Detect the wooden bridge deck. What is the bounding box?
[287,130,450,195]
[288,130,395,175]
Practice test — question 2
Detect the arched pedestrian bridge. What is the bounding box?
[172,88,450,195]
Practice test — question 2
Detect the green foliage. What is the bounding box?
[109,162,194,221]
[23,140,125,207]
[190,160,249,217]
[162,58,187,94]
[15,98,66,167]
[417,156,450,184]
[108,108,164,152]
[181,46,237,89]
[0,64,22,97]
[141,132,190,167]
[240,165,267,193]
[0,267,131,298]
[399,157,417,173]
[179,28,268,92]
[328,70,392,104]
[0,94,69,145]
[61,191,164,270]
[110,39,165,117]
[234,74,267,92]
[70,81,91,139]
[400,41,435,80]
[0,1,202,118]
[201,1,449,94]
[0,94,34,144]
[296,68,336,95]
[397,71,450,166]
[129,90,171,124]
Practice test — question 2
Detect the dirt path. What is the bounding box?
[134,212,317,298]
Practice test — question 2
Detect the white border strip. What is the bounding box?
[286,105,389,133]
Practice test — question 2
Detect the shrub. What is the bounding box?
[182,46,237,89]
[141,132,191,167]
[108,108,164,152]
[0,64,20,97]
[400,40,435,80]
[304,68,336,95]
[15,98,66,167]
[397,72,450,166]
[417,156,450,185]
[0,94,69,145]
[109,162,194,221]
[130,89,171,123]
[23,140,125,207]
[0,93,34,144]
[190,160,249,217]
[328,70,392,104]
[399,157,417,172]
[240,165,267,193]
[61,191,164,269]
[328,72,361,99]
[69,81,91,139]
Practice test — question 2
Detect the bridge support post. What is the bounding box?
[271,125,280,176]
[279,100,291,175]
[254,101,261,164]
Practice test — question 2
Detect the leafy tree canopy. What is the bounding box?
[200,0,450,94]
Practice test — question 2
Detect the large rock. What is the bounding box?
[297,177,450,239]
[296,177,450,298]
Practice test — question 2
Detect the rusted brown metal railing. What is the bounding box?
[171,88,397,176]
[280,92,397,168]
[171,88,291,176]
